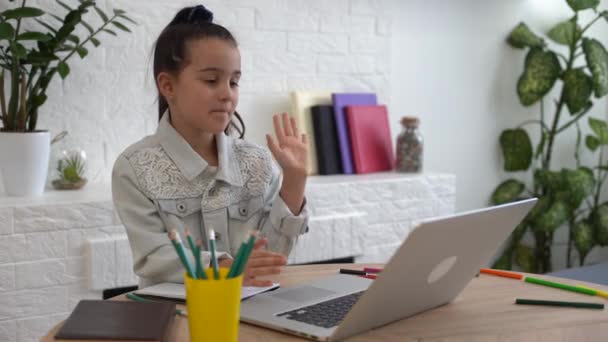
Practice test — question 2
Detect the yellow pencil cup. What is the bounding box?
[185,268,243,342]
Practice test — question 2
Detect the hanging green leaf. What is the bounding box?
[16,31,52,42]
[506,22,544,49]
[592,203,608,245]
[0,22,15,40]
[75,46,88,58]
[80,21,94,34]
[500,128,533,171]
[10,41,27,59]
[515,244,536,273]
[586,135,600,151]
[517,48,561,106]
[563,69,593,114]
[602,11,608,23]
[112,21,131,33]
[534,200,569,233]
[583,38,608,98]
[89,37,100,47]
[560,167,594,210]
[547,19,577,46]
[94,6,109,22]
[103,29,117,36]
[2,7,45,20]
[588,117,608,144]
[566,0,600,11]
[491,179,526,205]
[573,220,594,260]
[57,61,70,79]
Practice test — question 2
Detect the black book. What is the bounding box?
[311,105,343,175]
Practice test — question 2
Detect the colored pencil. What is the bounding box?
[576,285,608,299]
[195,239,206,280]
[168,230,195,279]
[480,268,523,280]
[515,298,604,310]
[208,229,220,280]
[525,276,597,296]
[363,267,382,274]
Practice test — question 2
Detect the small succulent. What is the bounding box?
[52,149,87,189]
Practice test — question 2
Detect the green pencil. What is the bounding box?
[208,229,220,280]
[516,298,604,310]
[525,276,597,296]
[236,230,258,277]
[227,241,246,279]
[195,239,206,280]
[168,230,196,279]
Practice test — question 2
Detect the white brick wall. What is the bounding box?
[0,172,455,342]
[2,0,395,186]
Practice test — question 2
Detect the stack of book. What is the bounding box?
[290,91,394,175]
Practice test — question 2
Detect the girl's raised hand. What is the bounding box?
[266,113,309,176]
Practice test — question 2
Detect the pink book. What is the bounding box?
[344,105,394,174]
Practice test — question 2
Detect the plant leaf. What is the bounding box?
[534,200,569,233]
[491,179,526,205]
[35,19,58,34]
[563,68,593,114]
[573,220,594,259]
[57,61,70,79]
[94,6,109,22]
[102,28,117,36]
[602,11,608,23]
[2,7,45,20]
[80,21,94,34]
[517,48,561,106]
[500,128,533,171]
[66,34,80,44]
[583,38,608,98]
[586,135,600,151]
[90,37,100,47]
[111,21,131,33]
[16,31,52,42]
[0,22,15,40]
[75,46,88,58]
[560,167,594,210]
[547,19,577,46]
[592,203,608,245]
[117,13,137,25]
[514,244,536,273]
[588,117,608,144]
[566,0,600,11]
[506,22,544,49]
[10,41,27,59]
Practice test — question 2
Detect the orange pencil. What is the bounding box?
[479,268,523,280]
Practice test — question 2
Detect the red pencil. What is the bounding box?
[363,267,382,274]
[479,268,523,280]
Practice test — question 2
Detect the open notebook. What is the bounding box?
[134,282,280,302]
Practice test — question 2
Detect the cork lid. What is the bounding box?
[401,116,419,127]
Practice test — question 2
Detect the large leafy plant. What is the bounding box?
[492,0,608,273]
[0,0,135,132]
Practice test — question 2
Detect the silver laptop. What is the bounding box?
[240,198,537,341]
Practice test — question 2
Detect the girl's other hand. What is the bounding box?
[242,238,286,287]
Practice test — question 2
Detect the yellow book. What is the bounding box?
[290,91,333,175]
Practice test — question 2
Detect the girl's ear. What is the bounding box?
[157,72,175,100]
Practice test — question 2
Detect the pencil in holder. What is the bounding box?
[185,268,243,342]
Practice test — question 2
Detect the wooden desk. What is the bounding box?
[43,264,608,341]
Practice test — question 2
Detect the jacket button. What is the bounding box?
[176,202,187,214]
[239,207,248,216]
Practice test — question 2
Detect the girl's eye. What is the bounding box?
[230,81,239,87]
[204,79,217,84]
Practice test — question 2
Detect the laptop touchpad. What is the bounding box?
[272,286,336,303]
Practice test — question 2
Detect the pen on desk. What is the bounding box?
[480,268,523,280]
[168,230,196,279]
[515,298,604,310]
[363,267,382,274]
[362,274,377,280]
[126,293,188,316]
[208,229,220,280]
[525,276,597,296]
[195,239,206,280]
[339,269,368,276]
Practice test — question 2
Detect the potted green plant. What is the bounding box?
[491,0,608,273]
[0,0,135,196]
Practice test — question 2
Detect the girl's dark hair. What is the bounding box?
[154,5,245,138]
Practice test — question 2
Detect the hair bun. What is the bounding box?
[169,5,213,26]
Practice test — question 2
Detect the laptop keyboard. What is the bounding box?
[276,291,365,329]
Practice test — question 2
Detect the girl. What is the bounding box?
[112,5,309,288]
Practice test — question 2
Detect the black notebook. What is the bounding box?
[55,300,175,341]
[311,105,343,175]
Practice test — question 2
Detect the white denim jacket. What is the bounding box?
[112,113,309,287]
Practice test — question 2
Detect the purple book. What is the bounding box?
[332,93,378,174]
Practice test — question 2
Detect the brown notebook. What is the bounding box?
[55,300,175,341]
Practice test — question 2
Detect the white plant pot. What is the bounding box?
[0,131,50,196]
